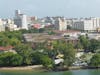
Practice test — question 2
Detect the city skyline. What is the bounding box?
[0,0,100,18]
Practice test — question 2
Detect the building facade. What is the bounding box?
[72,17,100,31]
[0,19,5,32]
[14,10,28,30]
[55,18,67,31]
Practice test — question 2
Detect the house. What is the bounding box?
[0,46,17,54]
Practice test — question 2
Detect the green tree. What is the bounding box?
[40,55,53,69]
[0,30,22,47]
[39,28,45,33]
[10,38,21,46]
[0,34,10,46]
[0,52,13,66]
[89,54,100,67]
[49,40,76,67]
[15,44,33,65]
[89,39,100,53]
[0,52,23,66]
[48,31,55,35]
[75,42,83,51]
[10,54,23,66]
[31,52,42,64]
[32,52,53,69]
[63,43,76,67]
[79,35,90,52]
[50,40,66,59]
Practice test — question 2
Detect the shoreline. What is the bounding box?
[0,65,46,71]
[0,65,99,72]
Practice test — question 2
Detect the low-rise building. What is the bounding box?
[88,33,100,40]
[0,46,17,54]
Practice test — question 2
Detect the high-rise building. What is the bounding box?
[15,10,21,17]
[0,19,5,32]
[72,17,100,32]
[14,10,28,30]
[72,20,93,31]
[55,18,67,31]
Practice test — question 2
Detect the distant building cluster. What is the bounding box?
[1,10,100,32]
[0,18,18,32]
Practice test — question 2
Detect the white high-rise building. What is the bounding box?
[15,10,21,17]
[72,17,100,31]
[14,10,28,30]
[55,18,67,31]
[0,19,5,32]
[91,17,100,28]
[21,14,28,29]
[72,20,93,31]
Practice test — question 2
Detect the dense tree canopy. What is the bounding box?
[0,52,23,66]
[0,30,100,70]
[89,54,100,67]
[63,43,76,66]
[79,35,90,51]
[89,39,100,52]
[15,44,33,65]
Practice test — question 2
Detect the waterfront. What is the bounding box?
[0,69,99,75]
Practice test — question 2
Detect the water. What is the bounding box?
[0,69,99,75]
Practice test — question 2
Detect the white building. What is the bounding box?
[72,20,93,31]
[5,19,18,31]
[14,10,28,30]
[0,19,5,32]
[91,17,100,29]
[72,17,100,31]
[88,33,100,40]
[55,18,67,31]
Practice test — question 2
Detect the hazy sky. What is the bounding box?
[0,0,100,18]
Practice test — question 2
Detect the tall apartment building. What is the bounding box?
[72,18,100,31]
[72,20,93,31]
[55,18,67,31]
[0,19,5,32]
[91,17,100,28]
[14,10,28,30]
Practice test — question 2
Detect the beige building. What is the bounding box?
[55,18,67,31]
[0,19,5,32]
[5,19,18,31]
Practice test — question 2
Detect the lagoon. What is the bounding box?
[0,69,100,75]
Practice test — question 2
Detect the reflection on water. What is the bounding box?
[0,69,100,75]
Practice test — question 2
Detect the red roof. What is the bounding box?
[32,24,41,29]
[0,46,14,51]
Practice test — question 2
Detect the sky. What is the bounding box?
[0,0,100,18]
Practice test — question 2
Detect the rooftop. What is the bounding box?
[53,30,81,34]
[0,46,14,51]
